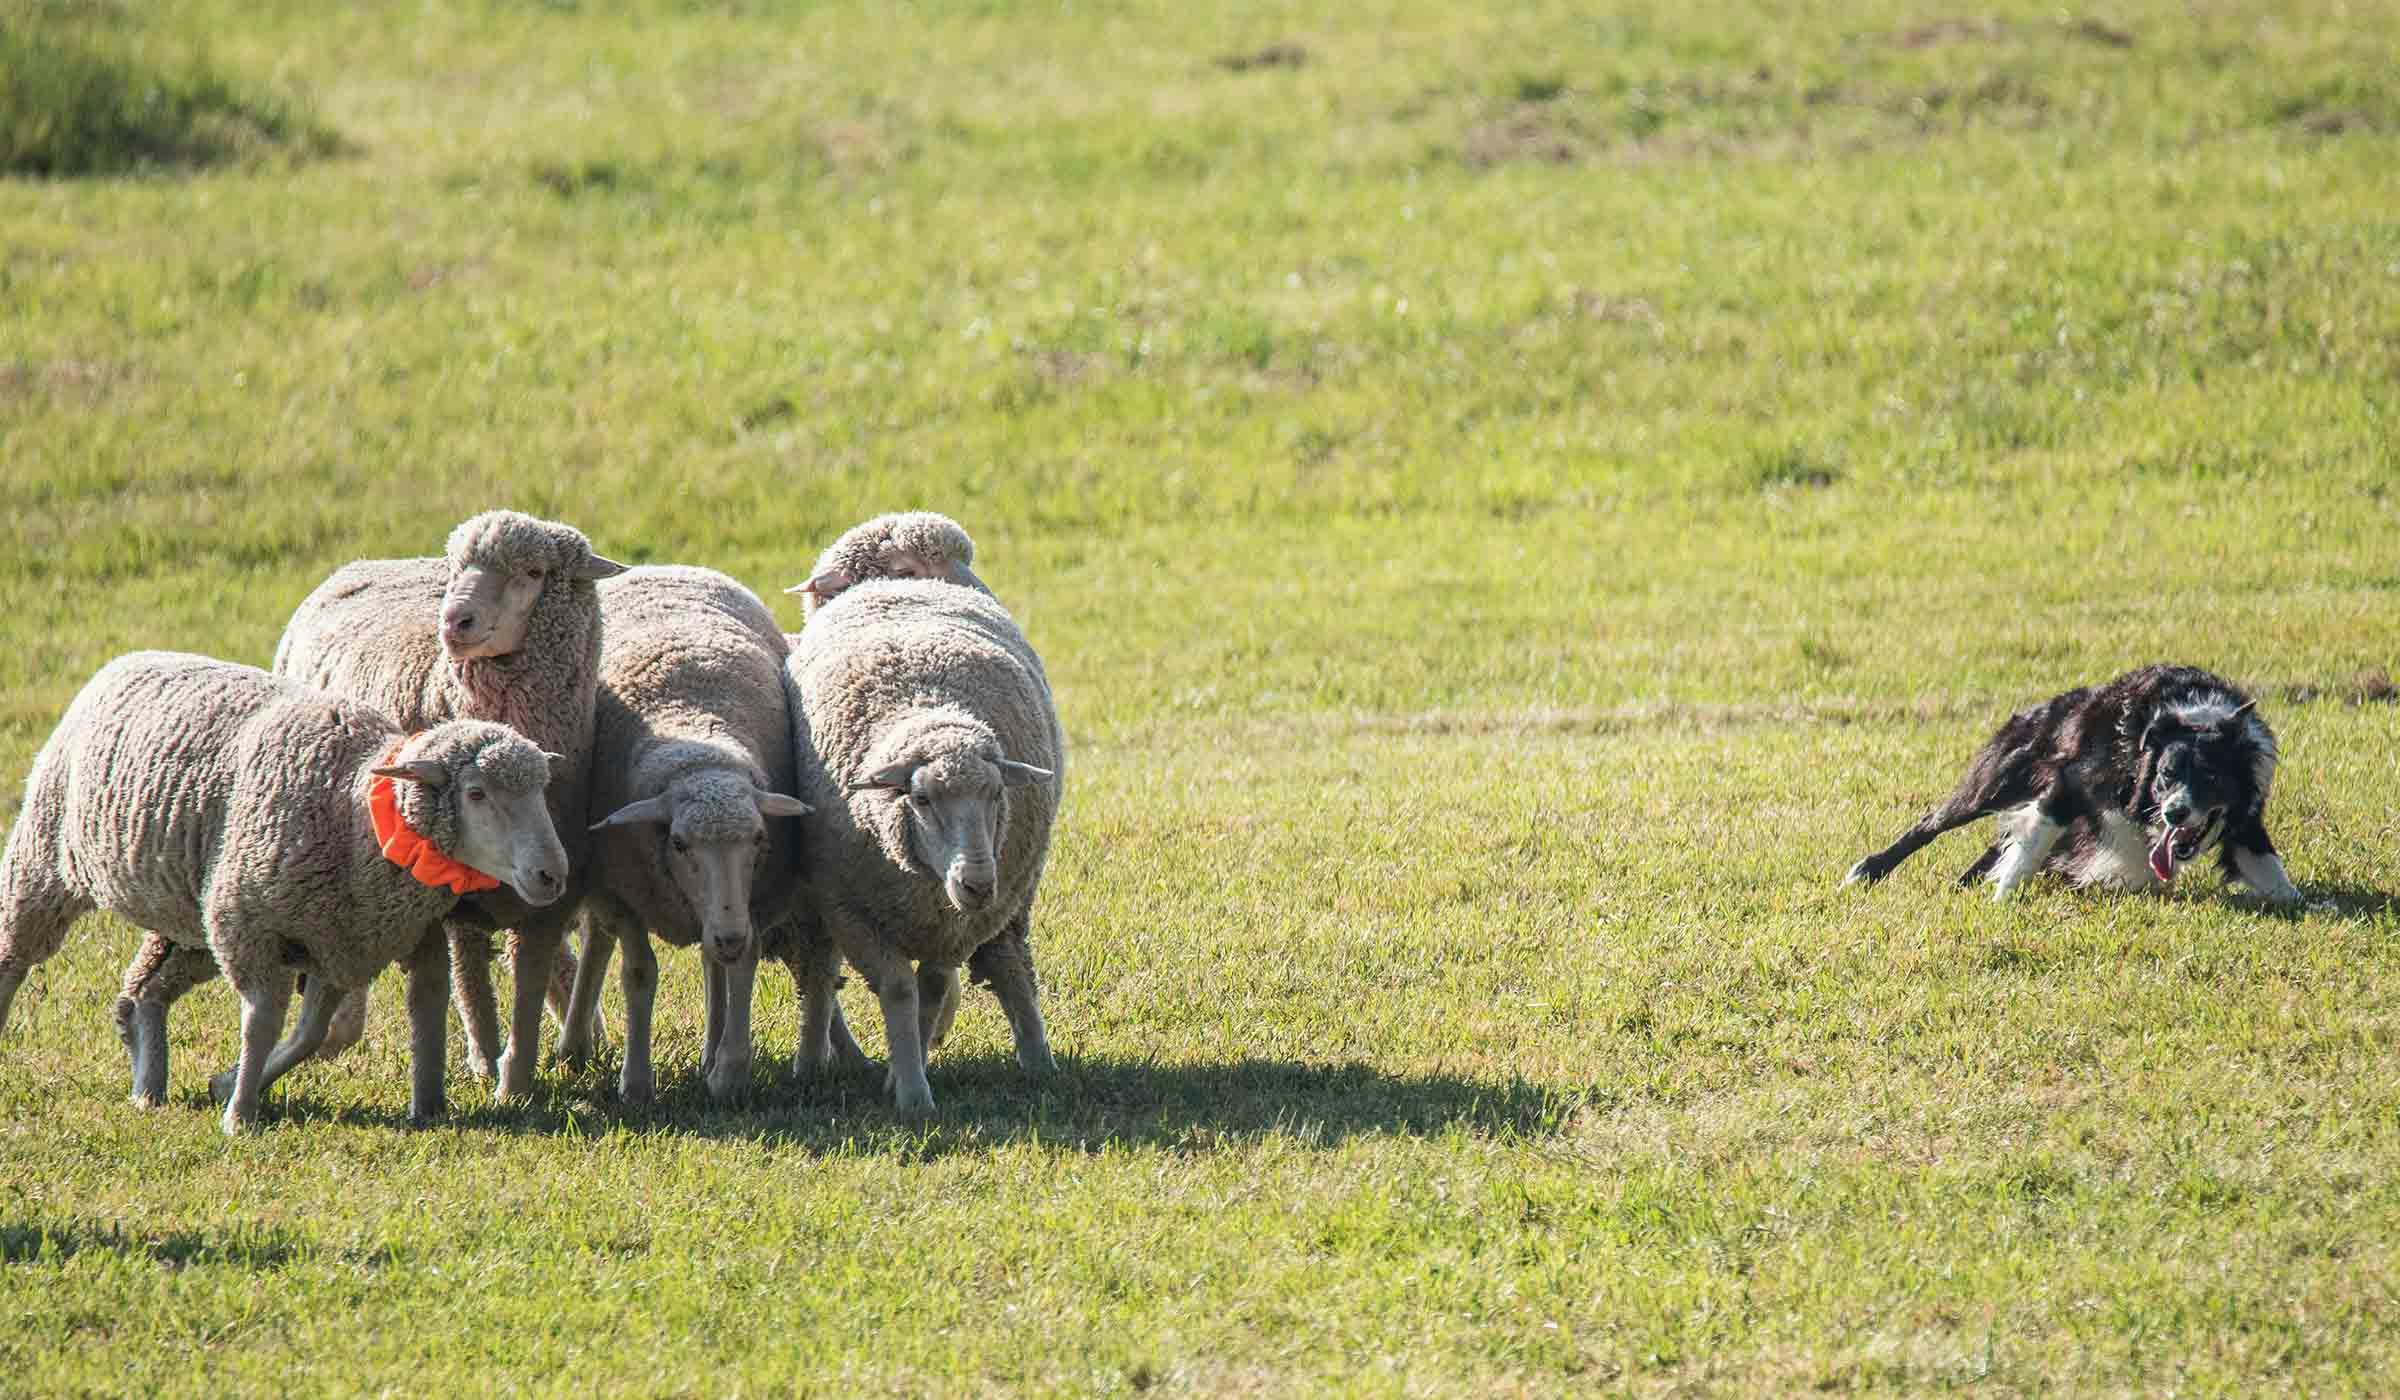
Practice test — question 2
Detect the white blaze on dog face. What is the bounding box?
[2142,703,2260,883]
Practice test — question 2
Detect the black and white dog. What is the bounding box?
[1845,665,2302,904]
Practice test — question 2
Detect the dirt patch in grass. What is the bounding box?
[0,359,138,405]
[2280,669,2398,707]
[1215,43,1307,74]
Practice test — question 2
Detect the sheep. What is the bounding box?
[785,578,1064,1113]
[0,651,568,1133]
[778,509,1035,1070]
[785,510,988,618]
[113,510,624,1104]
[551,566,815,1103]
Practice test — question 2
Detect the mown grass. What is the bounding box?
[3,0,2398,1392]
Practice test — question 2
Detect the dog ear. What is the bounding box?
[2229,698,2258,722]
[2140,713,2182,752]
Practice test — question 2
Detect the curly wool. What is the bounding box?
[120,510,614,1023]
[585,566,803,945]
[0,652,539,999]
[787,579,1064,969]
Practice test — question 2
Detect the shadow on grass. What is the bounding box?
[240,1053,1586,1158]
[0,1218,310,1269]
[2299,884,2398,922]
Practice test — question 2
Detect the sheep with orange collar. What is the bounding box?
[0,651,568,1133]
[115,509,624,1103]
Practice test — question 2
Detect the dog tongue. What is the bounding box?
[2149,832,2179,883]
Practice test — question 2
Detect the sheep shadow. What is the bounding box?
[452,1052,1587,1159]
[0,1217,311,1270]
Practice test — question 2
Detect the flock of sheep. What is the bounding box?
[0,509,1062,1133]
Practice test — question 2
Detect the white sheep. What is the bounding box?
[786,579,1064,1113]
[0,652,568,1133]
[553,566,813,1103]
[115,510,624,1103]
[785,511,988,617]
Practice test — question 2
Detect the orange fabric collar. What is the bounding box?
[368,743,502,896]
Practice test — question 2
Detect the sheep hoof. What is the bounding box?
[207,1068,238,1105]
[619,1072,655,1106]
[218,1104,260,1136]
[706,1056,753,1102]
[127,1089,165,1110]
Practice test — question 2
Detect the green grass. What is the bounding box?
[4,0,2399,1391]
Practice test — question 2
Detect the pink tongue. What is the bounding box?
[2149,832,2179,883]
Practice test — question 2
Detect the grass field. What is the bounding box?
[4,0,2399,1391]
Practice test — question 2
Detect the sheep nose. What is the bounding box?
[708,933,747,965]
[533,868,561,893]
[958,873,995,902]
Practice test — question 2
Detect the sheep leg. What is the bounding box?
[212,976,343,1106]
[115,936,214,1105]
[494,921,565,1103]
[315,973,371,1057]
[219,968,295,1136]
[123,998,169,1108]
[617,922,660,1106]
[970,914,1057,1076]
[792,948,840,1074]
[403,927,450,1126]
[545,938,584,1034]
[702,955,727,1078]
[851,943,933,1114]
[557,914,615,1072]
[448,925,503,1080]
[0,863,86,1036]
[917,964,960,1059]
[706,949,760,1102]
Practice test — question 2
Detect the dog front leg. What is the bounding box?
[2224,817,2303,905]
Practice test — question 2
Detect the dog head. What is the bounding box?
[2138,700,2263,882]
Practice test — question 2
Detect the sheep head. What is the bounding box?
[846,720,1051,914]
[788,511,983,617]
[593,768,810,964]
[440,510,627,661]
[378,721,570,906]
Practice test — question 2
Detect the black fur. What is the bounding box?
[1846,665,2292,898]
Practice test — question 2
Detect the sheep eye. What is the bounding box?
[526,567,547,582]
[671,835,691,854]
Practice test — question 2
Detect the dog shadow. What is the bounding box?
[245,1052,1584,1155]
[2294,883,2398,922]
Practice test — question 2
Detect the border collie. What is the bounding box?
[1845,665,2302,904]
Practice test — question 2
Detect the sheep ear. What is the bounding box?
[590,795,673,830]
[754,789,812,819]
[787,569,850,599]
[847,762,916,794]
[575,554,630,582]
[950,561,990,594]
[997,759,1055,788]
[373,759,451,789]
[541,751,570,781]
